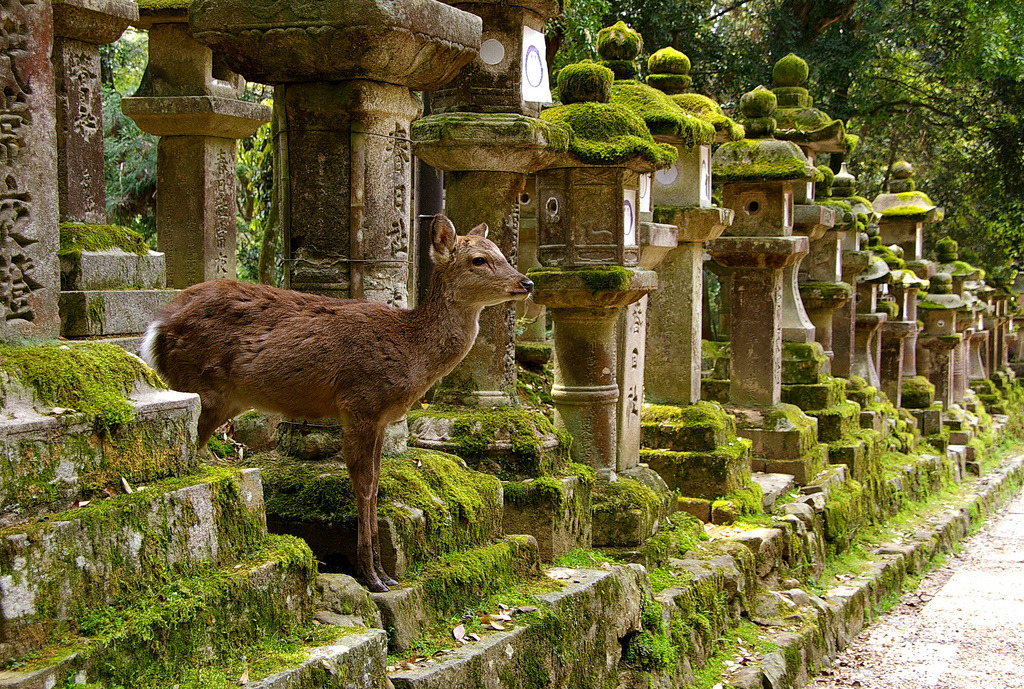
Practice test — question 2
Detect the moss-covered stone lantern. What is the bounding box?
[879,266,929,406]
[706,86,828,483]
[917,273,965,409]
[932,237,983,403]
[122,0,270,288]
[873,161,944,261]
[411,0,567,408]
[852,254,891,389]
[527,60,677,481]
[986,265,1017,380]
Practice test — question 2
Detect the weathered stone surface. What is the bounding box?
[121,95,270,138]
[59,289,180,337]
[59,249,166,291]
[52,0,136,43]
[502,475,592,562]
[1,0,61,339]
[318,573,383,629]
[247,628,388,689]
[0,383,200,526]
[189,0,482,89]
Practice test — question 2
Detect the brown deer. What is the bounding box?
[141,215,533,592]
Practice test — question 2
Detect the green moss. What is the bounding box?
[901,376,935,409]
[623,599,676,671]
[58,222,149,257]
[528,265,635,293]
[592,476,662,516]
[539,101,677,167]
[740,85,777,118]
[611,81,715,148]
[0,341,164,431]
[648,46,690,75]
[646,73,692,94]
[136,0,189,9]
[671,93,745,141]
[556,61,614,104]
[596,21,642,60]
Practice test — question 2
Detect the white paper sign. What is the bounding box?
[623,190,637,246]
[639,174,652,213]
[700,147,712,207]
[521,26,552,103]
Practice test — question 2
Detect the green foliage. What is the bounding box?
[236,118,282,285]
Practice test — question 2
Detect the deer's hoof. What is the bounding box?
[381,574,399,588]
[365,577,390,593]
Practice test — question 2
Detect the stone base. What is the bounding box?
[59,289,180,337]
[751,444,828,485]
[908,407,943,436]
[407,407,566,480]
[502,474,592,562]
[591,469,675,548]
[807,401,861,443]
[60,249,166,291]
[276,417,408,459]
[781,378,845,411]
[255,450,503,581]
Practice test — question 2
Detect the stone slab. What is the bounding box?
[59,289,180,337]
[502,476,591,563]
[246,628,387,689]
[752,472,796,511]
[60,249,166,291]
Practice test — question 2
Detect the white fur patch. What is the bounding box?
[139,320,161,370]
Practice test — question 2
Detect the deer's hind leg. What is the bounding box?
[344,418,391,592]
[196,391,245,454]
[367,427,398,588]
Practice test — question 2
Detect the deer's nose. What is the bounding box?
[521,278,534,293]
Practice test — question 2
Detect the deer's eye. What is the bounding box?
[472,257,487,267]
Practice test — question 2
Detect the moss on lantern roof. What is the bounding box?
[670,93,745,141]
[711,138,817,183]
[774,107,833,132]
[740,86,777,118]
[841,194,874,211]
[844,133,860,152]
[540,101,677,167]
[648,47,690,75]
[557,61,614,104]
[773,53,809,87]
[610,81,715,148]
[938,259,983,277]
[597,21,643,60]
[819,199,852,213]
[646,74,692,93]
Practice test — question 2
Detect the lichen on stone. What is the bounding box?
[670,93,745,141]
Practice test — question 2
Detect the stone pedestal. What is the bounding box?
[879,320,916,406]
[800,219,852,361]
[853,312,887,388]
[530,269,657,480]
[921,336,960,409]
[646,206,732,405]
[784,204,833,343]
[970,329,989,380]
[707,236,809,407]
[832,250,870,378]
[122,10,269,287]
[1,0,61,338]
[52,0,136,223]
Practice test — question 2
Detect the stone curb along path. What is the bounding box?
[724,454,1024,689]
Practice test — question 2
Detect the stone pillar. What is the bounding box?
[852,258,889,388]
[708,237,808,407]
[784,205,832,343]
[516,176,547,342]
[532,270,657,479]
[832,248,869,378]
[969,329,989,380]
[0,0,61,338]
[52,0,136,223]
[879,321,915,406]
[917,273,964,409]
[122,9,270,287]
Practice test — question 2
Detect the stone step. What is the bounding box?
[388,564,646,689]
[0,466,266,646]
[751,472,795,511]
[0,381,199,527]
[0,533,317,686]
[59,289,179,337]
[372,536,541,652]
[244,627,388,689]
[60,249,166,291]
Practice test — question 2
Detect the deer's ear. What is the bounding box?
[431,214,458,259]
[467,223,489,239]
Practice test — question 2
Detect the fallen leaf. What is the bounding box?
[103,486,117,499]
[50,407,70,415]
[121,477,133,494]
[485,621,505,631]
[73,500,90,509]
[468,633,481,641]
[452,623,465,642]
[321,659,334,675]
[514,606,538,614]
[238,668,249,684]
[498,603,509,611]
[491,613,511,622]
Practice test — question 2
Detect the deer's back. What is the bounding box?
[149,281,429,421]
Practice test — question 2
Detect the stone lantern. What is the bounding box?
[52,0,137,224]
[852,253,890,388]
[706,86,828,483]
[879,266,929,406]
[917,273,965,409]
[988,266,1018,379]
[122,0,271,287]
[411,0,566,408]
[189,0,481,457]
[933,237,983,403]
[528,60,678,481]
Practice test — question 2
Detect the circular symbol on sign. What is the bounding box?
[639,174,650,199]
[623,198,635,241]
[655,163,678,186]
[480,39,505,65]
[525,45,544,88]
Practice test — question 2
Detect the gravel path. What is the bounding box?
[808,484,1024,689]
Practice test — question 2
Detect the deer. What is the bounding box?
[141,215,534,592]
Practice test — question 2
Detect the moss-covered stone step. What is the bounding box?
[58,289,179,338]
[640,438,751,499]
[502,471,593,563]
[406,407,569,480]
[781,378,846,412]
[244,628,387,689]
[0,382,199,527]
[388,564,647,689]
[732,404,819,461]
[0,466,266,649]
[372,536,541,652]
[781,342,830,385]
[0,534,317,687]
[807,401,861,443]
[254,450,503,581]
[59,249,166,292]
